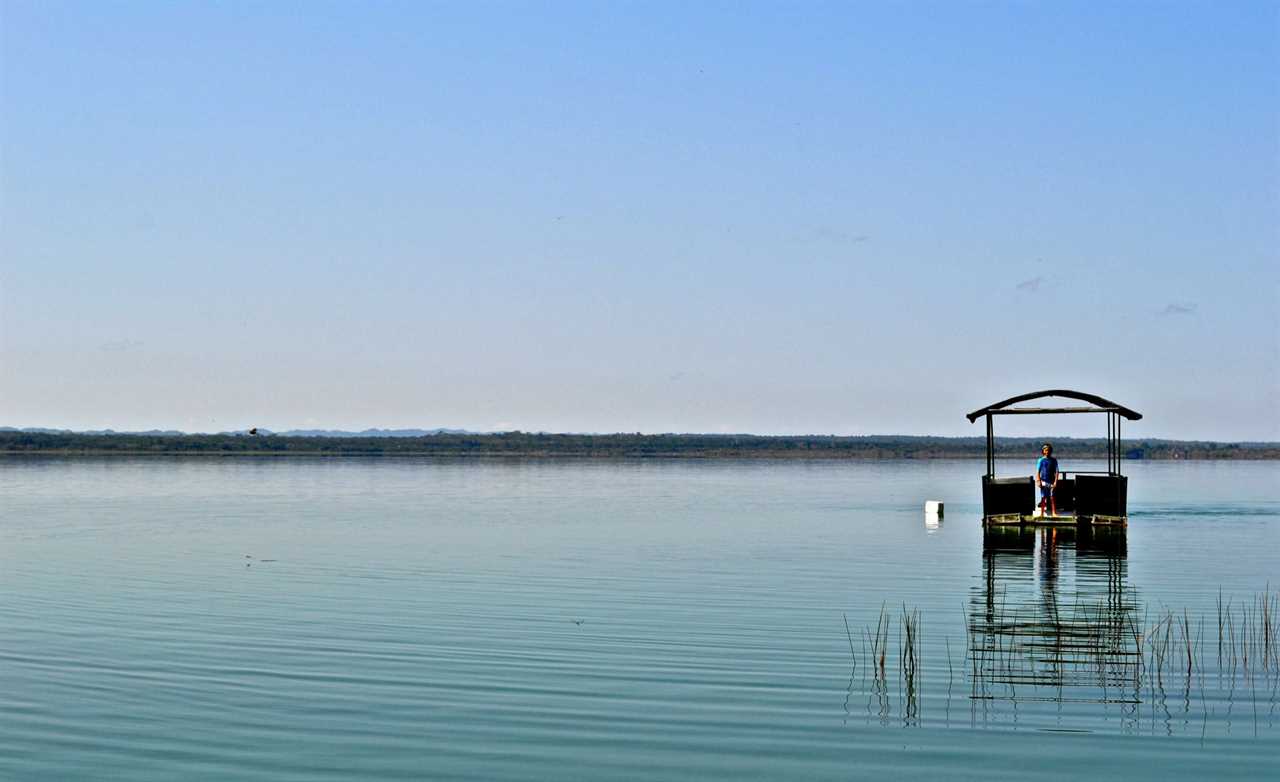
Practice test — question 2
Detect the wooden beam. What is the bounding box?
[965,389,1142,422]
[988,406,1119,415]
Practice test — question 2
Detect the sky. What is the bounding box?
[1,1,1277,440]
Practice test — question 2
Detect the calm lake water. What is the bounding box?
[2,457,1277,780]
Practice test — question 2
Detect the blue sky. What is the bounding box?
[2,1,1276,439]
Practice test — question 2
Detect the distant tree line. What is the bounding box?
[0,431,1275,459]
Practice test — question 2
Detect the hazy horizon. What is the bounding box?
[3,3,1277,441]
[3,422,1272,444]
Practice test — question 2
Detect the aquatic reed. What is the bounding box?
[843,586,1279,731]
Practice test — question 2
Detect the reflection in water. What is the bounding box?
[961,526,1278,735]
[846,525,1278,736]
[969,526,1141,724]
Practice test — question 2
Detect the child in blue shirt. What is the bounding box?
[1036,443,1059,517]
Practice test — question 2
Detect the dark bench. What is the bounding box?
[982,475,1033,517]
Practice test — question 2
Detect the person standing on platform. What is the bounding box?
[1036,443,1059,517]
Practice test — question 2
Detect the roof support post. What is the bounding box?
[1117,414,1123,476]
[1107,413,1115,475]
[985,414,994,478]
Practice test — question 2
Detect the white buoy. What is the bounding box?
[924,500,944,531]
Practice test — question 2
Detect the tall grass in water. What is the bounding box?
[845,587,1279,731]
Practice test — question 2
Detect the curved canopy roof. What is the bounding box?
[966,389,1142,423]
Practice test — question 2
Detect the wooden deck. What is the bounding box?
[984,512,1127,527]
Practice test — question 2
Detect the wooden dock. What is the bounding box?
[968,390,1140,526]
[984,512,1127,527]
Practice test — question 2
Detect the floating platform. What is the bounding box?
[984,512,1127,527]
[968,390,1140,527]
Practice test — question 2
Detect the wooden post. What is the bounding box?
[986,414,994,478]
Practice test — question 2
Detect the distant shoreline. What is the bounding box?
[2,432,1276,459]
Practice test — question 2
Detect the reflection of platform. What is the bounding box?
[984,512,1127,527]
[971,525,1137,703]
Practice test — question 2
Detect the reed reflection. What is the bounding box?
[968,526,1140,707]
[843,525,1276,735]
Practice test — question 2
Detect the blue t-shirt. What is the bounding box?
[1036,455,1058,483]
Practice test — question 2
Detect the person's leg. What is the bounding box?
[1049,486,1057,517]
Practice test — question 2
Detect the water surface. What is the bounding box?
[2,458,1276,779]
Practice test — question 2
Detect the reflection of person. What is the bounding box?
[1036,443,1059,516]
